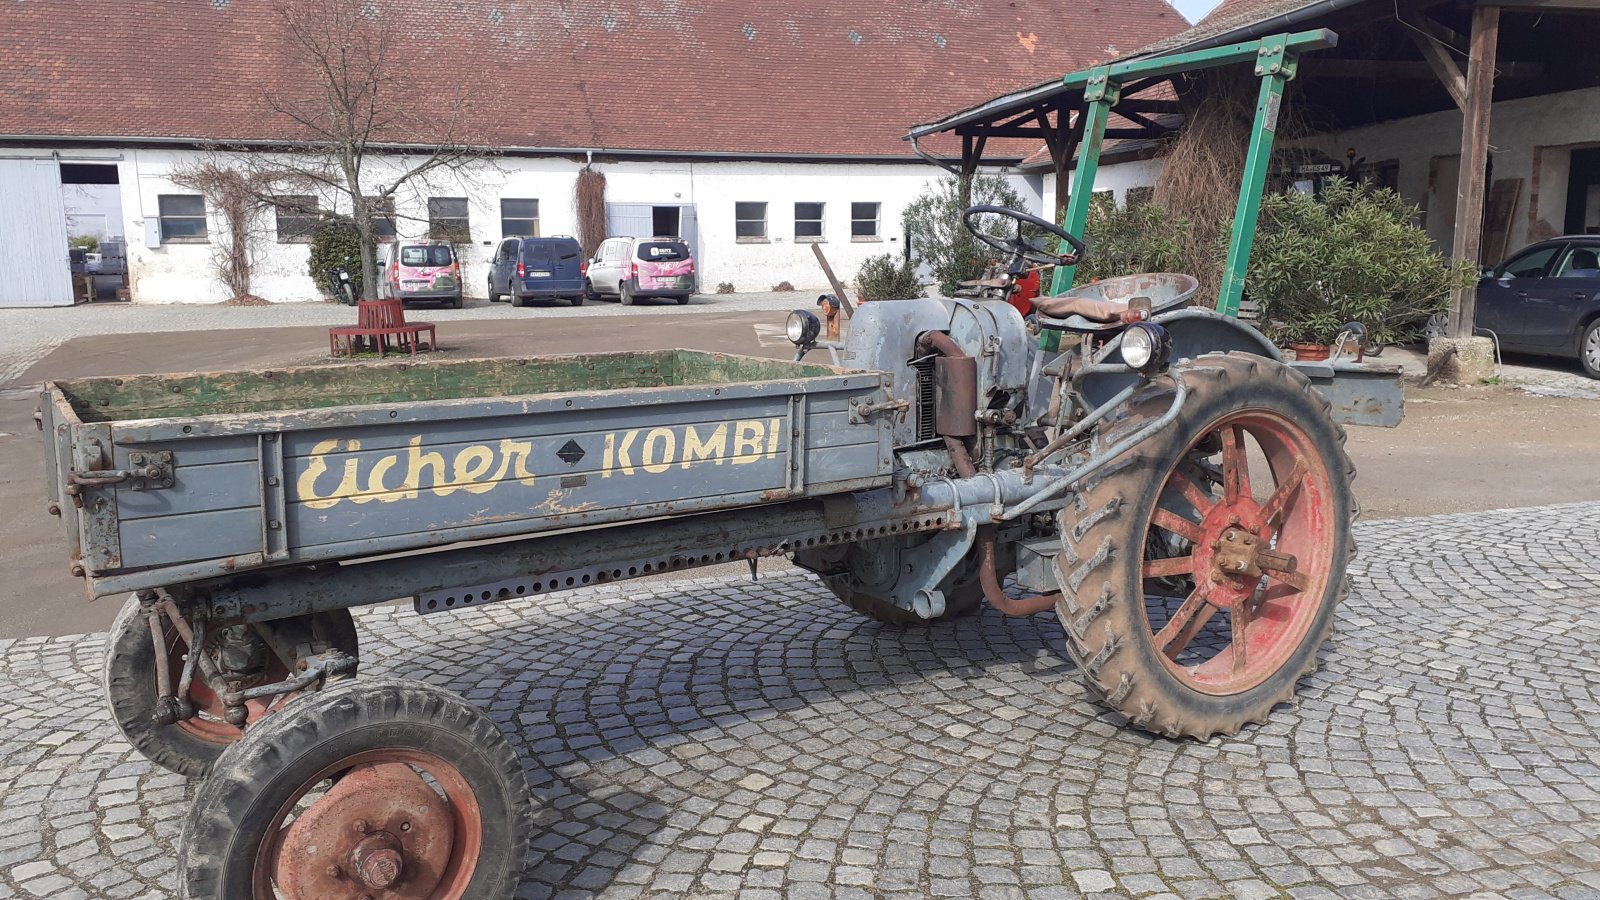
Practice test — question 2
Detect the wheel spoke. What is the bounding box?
[1220,425,1251,503]
[1150,507,1203,544]
[1266,567,1310,592]
[1168,468,1218,519]
[1231,597,1253,674]
[1143,555,1195,579]
[1259,457,1308,526]
[1153,586,1217,659]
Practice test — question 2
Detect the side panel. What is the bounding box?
[0,159,74,307]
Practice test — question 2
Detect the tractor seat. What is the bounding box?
[1035,272,1200,332]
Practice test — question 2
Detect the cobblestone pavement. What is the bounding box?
[0,291,805,387]
[1,503,1598,899]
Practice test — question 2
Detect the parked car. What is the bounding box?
[586,236,695,305]
[487,236,586,307]
[1471,236,1600,378]
[380,239,464,308]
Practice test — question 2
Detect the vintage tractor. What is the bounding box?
[35,27,1400,900]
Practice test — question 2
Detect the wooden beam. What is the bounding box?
[1406,31,1469,110]
[1449,4,1500,340]
[1484,0,1600,9]
[1309,57,1540,81]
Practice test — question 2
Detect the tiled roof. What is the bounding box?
[0,0,1186,158]
[1127,0,1320,58]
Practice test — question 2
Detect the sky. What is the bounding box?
[1171,0,1223,22]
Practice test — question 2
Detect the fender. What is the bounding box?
[1078,307,1281,408]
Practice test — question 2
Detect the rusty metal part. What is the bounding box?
[1212,527,1263,578]
[933,356,978,436]
[269,757,473,899]
[941,437,1058,618]
[816,294,842,340]
[221,649,357,709]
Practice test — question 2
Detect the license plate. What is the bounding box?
[530,270,551,277]
[402,279,428,286]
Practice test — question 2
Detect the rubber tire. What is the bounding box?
[451,293,463,309]
[1055,352,1356,740]
[511,282,528,308]
[620,282,635,306]
[582,279,598,303]
[1579,319,1600,379]
[102,595,360,778]
[675,293,691,305]
[570,292,585,307]
[487,278,501,302]
[178,677,533,900]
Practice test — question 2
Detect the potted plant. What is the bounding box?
[1246,178,1475,356]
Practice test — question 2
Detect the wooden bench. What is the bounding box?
[329,300,439,358]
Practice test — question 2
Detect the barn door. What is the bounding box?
[606,203,653,238]
[680,205,700,291]
[0,159,74,307]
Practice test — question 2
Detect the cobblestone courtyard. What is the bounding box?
[1,504,1597,899]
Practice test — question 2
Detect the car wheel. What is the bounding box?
[1423,312,1449,344]
[675,293,691,306]
[451,293,464,309]
[1580,319,1600,379]
[511,283,528,308]
[620,282,635,306]
[570,293,585,307]
[487,277,500,302]
[582,279,598,302]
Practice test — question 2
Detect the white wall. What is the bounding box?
[1292,86,1600,256]
[1040,156,1167,217]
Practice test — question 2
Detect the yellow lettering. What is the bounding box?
[401,437,450,499]
[296,439,342,509]
[452,445,496,494]
[641,427,676,474]
[329,440,369,504]
[485,439,537,487]
[615,429,638,475]
[766,417,782,459]
[681,423,728,468]
[602,433,615,478]
[732,420,764,464]
[364,454,399,502]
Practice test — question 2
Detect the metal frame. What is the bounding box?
[1042,30,1340,316]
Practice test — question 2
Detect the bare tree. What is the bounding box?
[244,0,495,299]
[171,161,302,302]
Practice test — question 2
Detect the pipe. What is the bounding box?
[922,331,1059,618]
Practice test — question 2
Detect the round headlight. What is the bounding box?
[787,309,822,346]
[1120,323,1170,374]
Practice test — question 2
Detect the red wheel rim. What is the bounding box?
[1139,409,1335,696]
[255,749,483,900]
[162,629,285,744]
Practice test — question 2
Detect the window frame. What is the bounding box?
[735,201,768,242]
[500,198,539,238]
[428,196,471,243]
[1552,243,1600,279]
[369,196,397,240]
[794,201,825,242]
[1498,244,1562,280]
[273,195,319,244]
[157,194,208,243]
[850,202,881,242]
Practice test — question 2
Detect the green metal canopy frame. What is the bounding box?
[1049,29,1340,317]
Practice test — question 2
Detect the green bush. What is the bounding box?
[1076,196,1189,284]
[1249,179,1475,345]
[903,175,1029,295]
[854,253,923,301]
[307,219,365,300]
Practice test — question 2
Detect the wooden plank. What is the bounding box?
[1449,5,1501,340]
[1481,177,1525,265]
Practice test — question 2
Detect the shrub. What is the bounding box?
[69,235,101,253]
[854,253,923,301]
[1076,196,1190,284]
[903,175,1029,295]
[716,281,736,294]
[1248,178,1475,346]
[772,281,795,292]
[308,219,365,300]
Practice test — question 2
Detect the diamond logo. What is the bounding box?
[557,440,586,465]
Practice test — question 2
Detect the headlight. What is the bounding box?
[1120,323,1171,374]
[787,309,822,346]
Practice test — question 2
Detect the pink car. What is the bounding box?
[585,236,696,305]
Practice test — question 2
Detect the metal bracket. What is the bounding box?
[850,391,911,424]
[66,446,175,494]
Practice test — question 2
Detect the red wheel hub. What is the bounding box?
[1140,412,1334,695]
[257,751,483,900]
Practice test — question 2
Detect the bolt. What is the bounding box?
[130,453,146,465]
[353,819,369,834]
[400,821,412,832]
[70,564,85,578]
[326,864,341,879]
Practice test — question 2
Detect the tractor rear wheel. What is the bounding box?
[1056,353,1355,739]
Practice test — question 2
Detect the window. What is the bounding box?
[428,197,470,242]
[795,202,824,241]
[1499,245,1560,279]
[369,197,396,240]
[851,202,880,240]
[274,195,318,243]
[501,198,539,237]
[735,202,767,240]
[157,194,207,242]
[1554,244,1600,279]
[400,245,454,267]
[636,241,689,262]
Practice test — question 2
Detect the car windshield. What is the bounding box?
[637,241,689,262]
[399,245,453,267]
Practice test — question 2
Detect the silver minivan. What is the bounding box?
[585,236,695,306]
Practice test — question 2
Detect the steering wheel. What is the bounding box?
[962,204,1087,267]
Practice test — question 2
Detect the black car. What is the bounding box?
[1474,236,1600,378]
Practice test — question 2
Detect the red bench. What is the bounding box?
[329,300,438,358]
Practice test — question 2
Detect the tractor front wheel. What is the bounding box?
[1056,353,1355,739]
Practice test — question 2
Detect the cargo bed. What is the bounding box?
[39,350,894,596]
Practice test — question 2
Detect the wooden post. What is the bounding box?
[1448,4,1500,340]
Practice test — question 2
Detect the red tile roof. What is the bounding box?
[0,0,1187,158]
